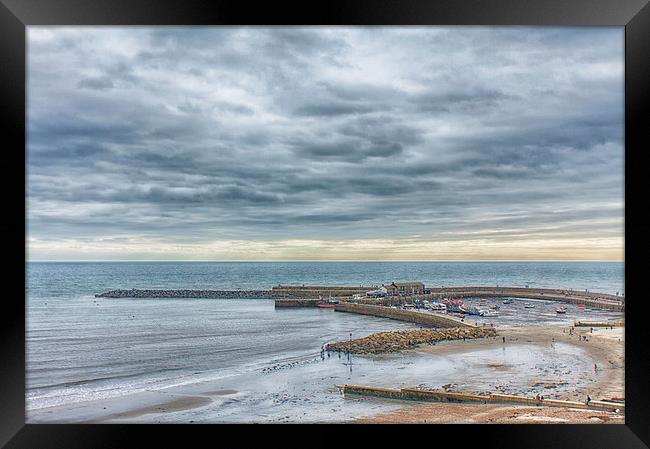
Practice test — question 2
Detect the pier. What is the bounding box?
[334,302,475,328]
[270,284,375,298]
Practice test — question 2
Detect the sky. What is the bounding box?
[27,26,624,261]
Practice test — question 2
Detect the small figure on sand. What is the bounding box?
[586,395,591,405]
[594,363,597,373]
[502,336,505,343]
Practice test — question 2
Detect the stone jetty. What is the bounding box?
[94,289,272,299]
[327,327,497,354]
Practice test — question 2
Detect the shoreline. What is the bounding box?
[27,323,624,424]
[353,324,624,424]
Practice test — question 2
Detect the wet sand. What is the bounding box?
[356,324,624,423]
[85,396,213,423]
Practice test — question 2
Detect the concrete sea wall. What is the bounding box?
[274,299,321,308]
[334,302,474,328]
[270,285,374,298]
[574,321,624,327]
[340,385,625,413]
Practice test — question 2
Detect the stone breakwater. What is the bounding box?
[327,328,498,354]
[94,289,272,299]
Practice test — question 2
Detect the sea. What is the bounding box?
[26,261,624,422]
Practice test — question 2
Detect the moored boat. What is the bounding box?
[317,303,336,309]
[317,298,339,309]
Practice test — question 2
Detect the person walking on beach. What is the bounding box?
[502,336,505,343]
[586,395,591,405]
[594,363,597,373]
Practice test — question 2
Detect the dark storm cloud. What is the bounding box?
[77,76,115,90]
[292,103,377,117]
[27,27,624,258]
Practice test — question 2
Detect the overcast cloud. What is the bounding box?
[27,27,624,260]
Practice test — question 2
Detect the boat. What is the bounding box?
[442,298,466,313]
[317,303,336,309]
[556,307,567,314]
[524,304,535,309]
[480,310,499,317]
[317,298,339,309]
[428,302,447,311]
[503,298,514,304]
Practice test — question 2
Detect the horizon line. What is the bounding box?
[27,259,625,263]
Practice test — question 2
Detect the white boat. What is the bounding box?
[480,310,499,317]
[556,307,567,314]
[428,302,447,311]
[503,298,514,304]
[524,304,535,309]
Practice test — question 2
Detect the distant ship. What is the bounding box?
[556,307,567,314]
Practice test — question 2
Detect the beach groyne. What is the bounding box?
[334,302,475,328]
[339,385,625,413]
[94,289,272,299]
[574,321,624,327]
[327,328,497,354]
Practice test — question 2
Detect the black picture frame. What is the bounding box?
[2,0,649,447]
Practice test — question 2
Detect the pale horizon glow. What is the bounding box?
[27,27,624,261]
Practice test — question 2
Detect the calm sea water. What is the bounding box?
[27,261,624,300]
[26,261,624,422]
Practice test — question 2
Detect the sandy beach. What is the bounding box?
[355,324,624,424]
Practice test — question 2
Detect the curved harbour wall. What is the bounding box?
[334,302,475,328]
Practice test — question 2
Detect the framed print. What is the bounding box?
[2,0,649,447]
